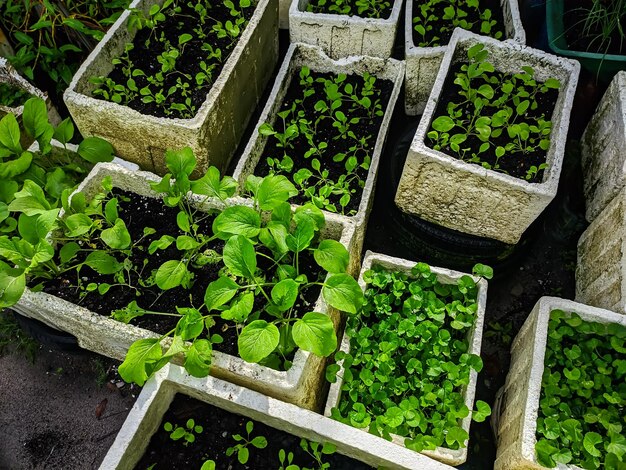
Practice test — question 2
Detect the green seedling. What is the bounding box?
[164,418,203,446]
[226,420,267,464]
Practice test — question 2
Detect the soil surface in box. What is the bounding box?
[100,0,254,118]
[427,61,559,181]
[411,0,506,47]
[254,70,394,215]
[136,394,373,469]
[563,0,626,55]
[41,189,323,363]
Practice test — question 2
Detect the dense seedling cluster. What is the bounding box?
[427,43,560,182]
[0,0,128,95]
[305,0,392,19]
[257,66,390,215]
[535,310,626,469]
[0,146,363,384]
[327,262,492,451]
[91,0,254,118]
[412,0,503,47]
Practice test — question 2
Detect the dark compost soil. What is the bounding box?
[426,62,560,181]
[254,70,394,215]
[563,0,626,56]
[136,394,373,469]
[411,0,506,47]
[41,189,323,364]
[98,0,254,118]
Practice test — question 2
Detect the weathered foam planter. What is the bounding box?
[395,28,580,245]
[100,363,455,470]
[233,43,404,258]
[324,250,487,466]
[63,0,278,177]
[404,0,525,115]
[0,58,61,141]
[576,184,626,315]
[493,297,626,469]
[581,71,626,222]
[11,162,357,411]
[288,0,403,59]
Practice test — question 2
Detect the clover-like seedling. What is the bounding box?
[163,418,203,446]
[225,420,268,464]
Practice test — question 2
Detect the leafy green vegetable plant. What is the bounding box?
[0,82,31,108]
[0,145,363,386]
[305,0,391,19]
[327,261,492,452]
[164,418,204,446]
[91,0,253,119]
[257,66,388,215]
[0,98,113,309]
[535,310,626,469]
[427,43,561,182]
[226,420,268,464]
[0,0,129,97]
[412,0,503,47]
[278,440,337,470]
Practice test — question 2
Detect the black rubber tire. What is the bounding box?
[12,311,82,353]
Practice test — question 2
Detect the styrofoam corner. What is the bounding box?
[324,250,487,466]
[99,363,456,470]
[404,0,526,116]
[395,28,580,245]
[0,57,61,131]
[232,43,404,260]
[288,0,403,59]
[12,161,358,411]
[576,185,626,314]
[493,297,626,470]
[581,71,626,222]
[63,0,278,176]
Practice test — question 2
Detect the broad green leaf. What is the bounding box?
[238,320,280,363]
[23,97,51,141]
[257,174,297,210]
[59,242,81,264]
[53,117,74,144]
[607,433,626,459]
[176,308,204,340]
[101,218,131,249]
[0,113,22,153]
[148,235,175,254]
[176,235,200,250]
[77,136,114,163]
[286,218,315,253]
[472,400,491,422]
[313,239,349,273]
[64,213,93,237]
[271,279,299,311]
[85,251,122,274]
[204,276,240,311]
[431,116,456,133]
[292,312,337,356]
[583,432,603,457]
[223,235,257,279]
[34,209,59,240]
[220,292,254,322]
[212,206,261,239]
[0,151,32,179]
[118,338,163,386]
[535,439,557,467]
[165,147,196,178]
[190,166,237,200]
[0,269,26,308]
[156,260,189,290]
[323,273,363,314]
[294,203,325,230]
[184,339,212,377]
[8,180,50,215]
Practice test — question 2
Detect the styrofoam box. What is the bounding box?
[324,250,487,466]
